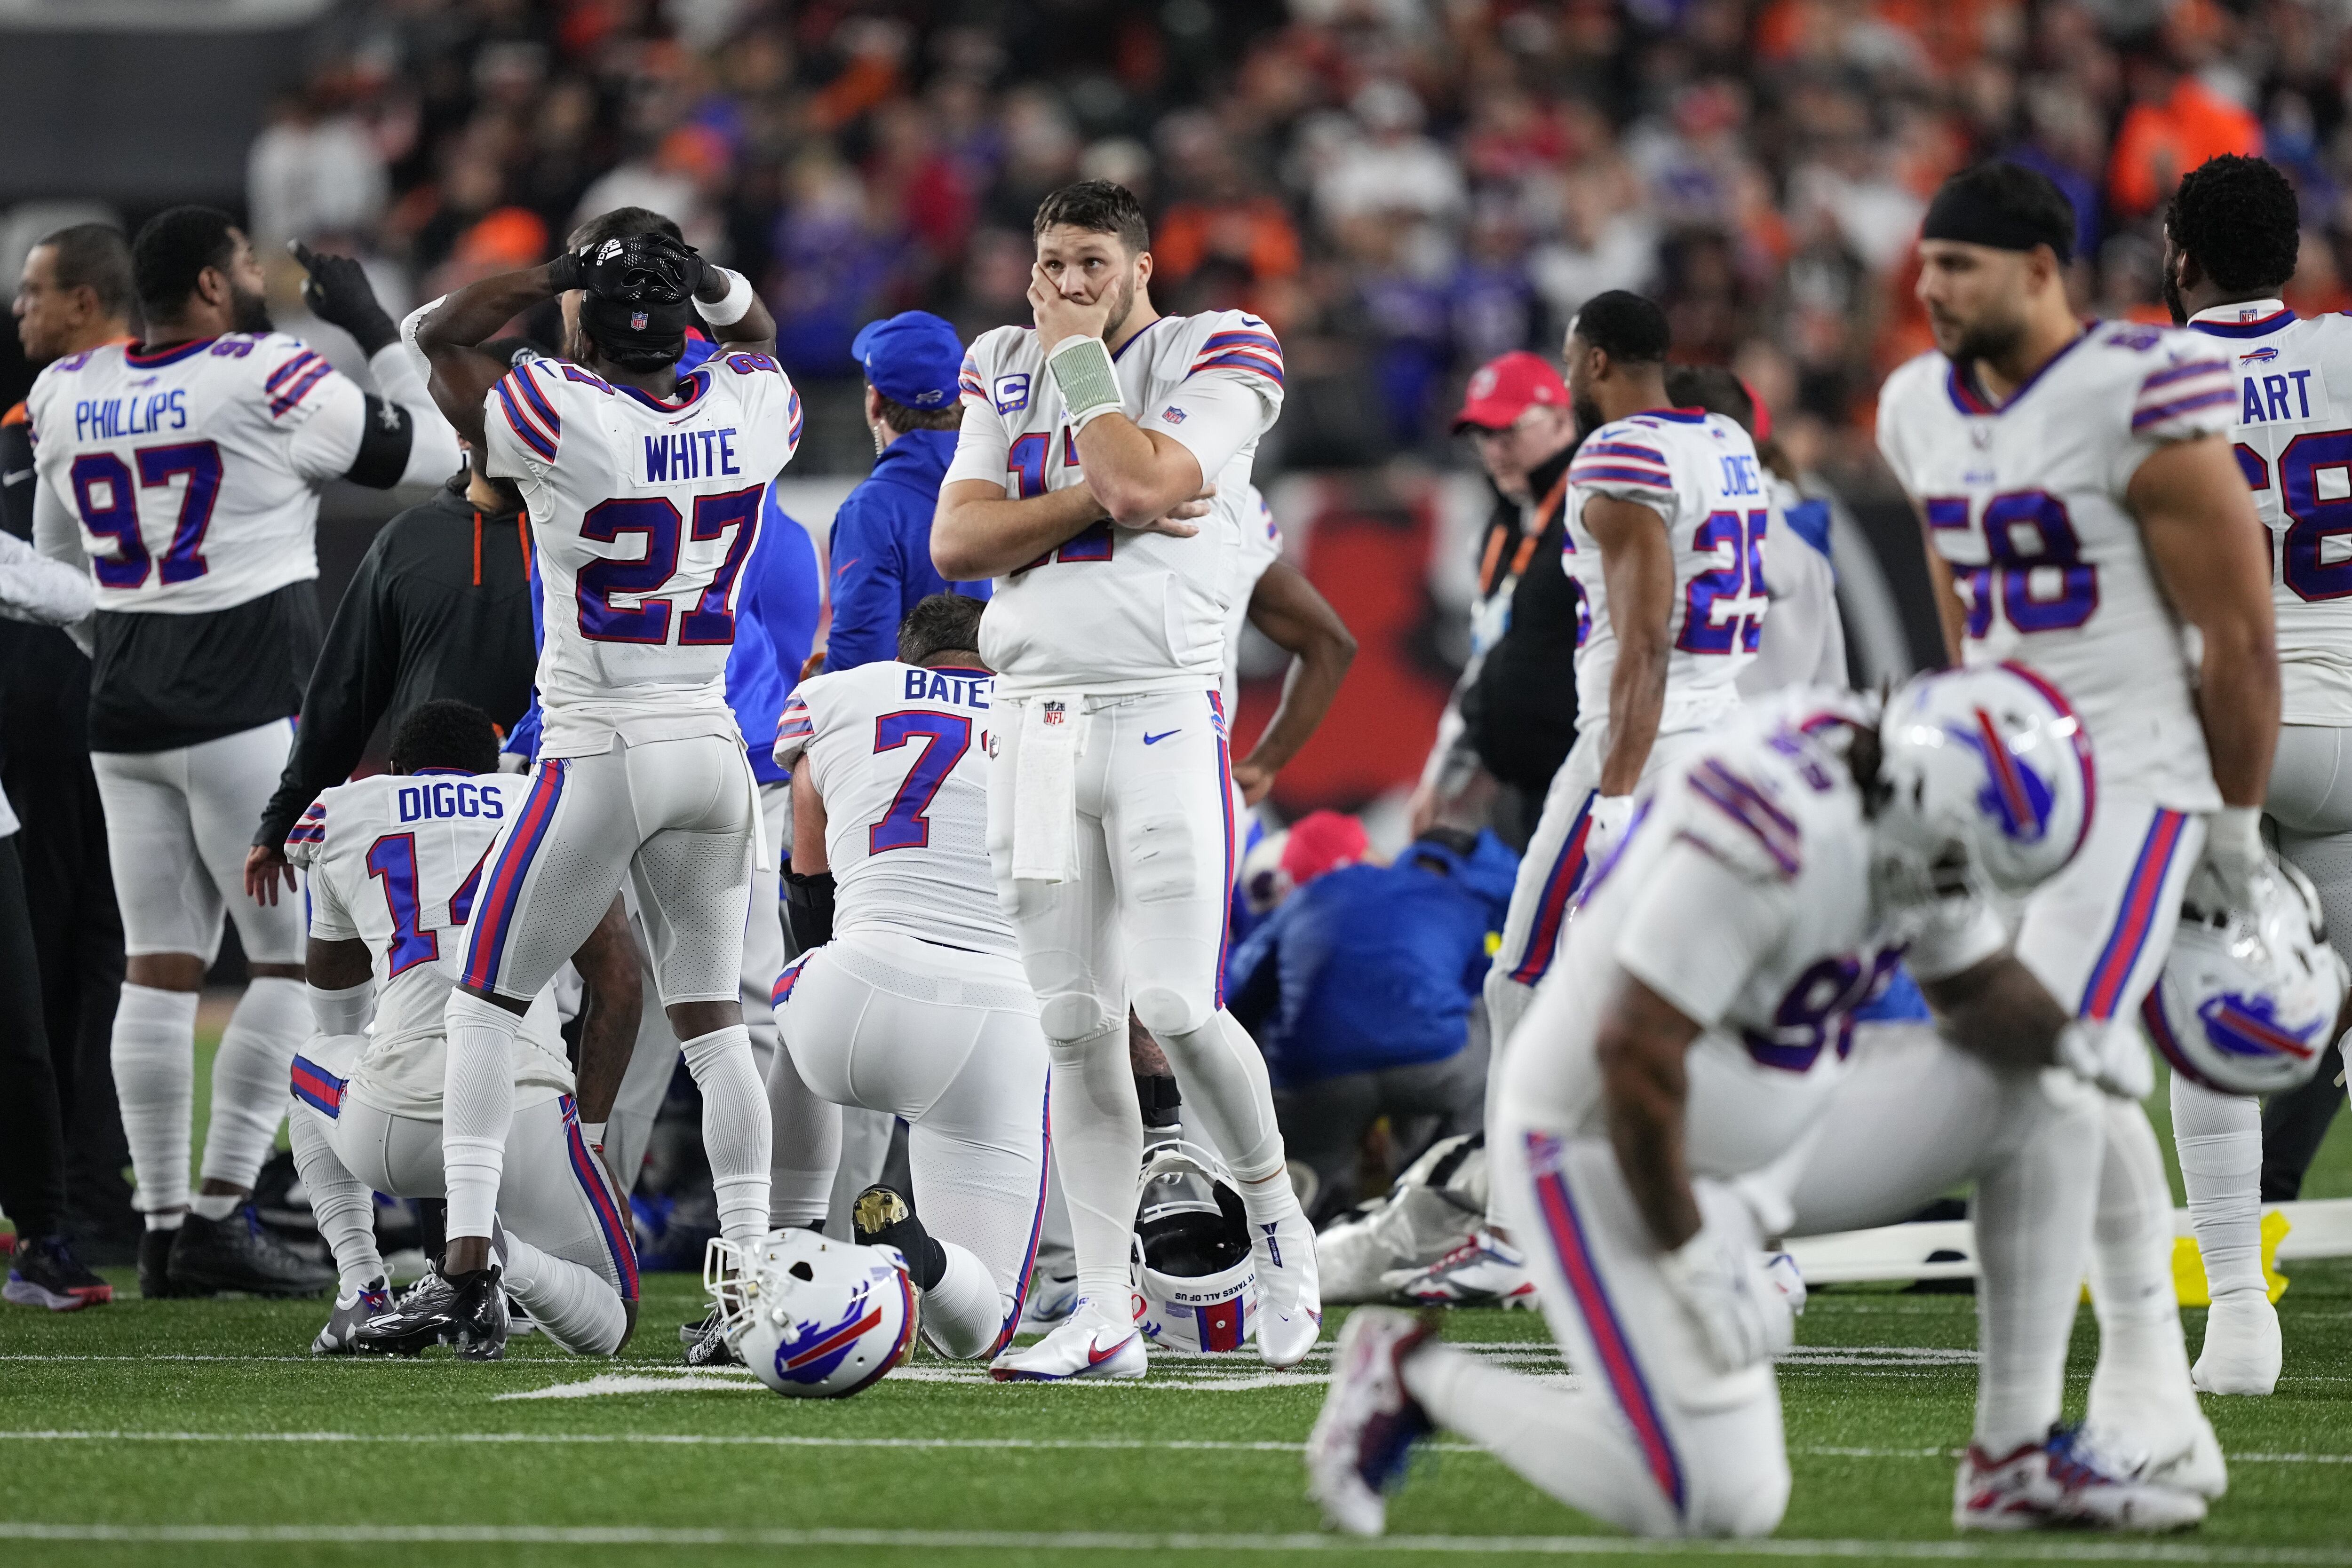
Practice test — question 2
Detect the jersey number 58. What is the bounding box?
[1924,490,2098,638]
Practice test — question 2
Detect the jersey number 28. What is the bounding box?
[2239,435,2352,600]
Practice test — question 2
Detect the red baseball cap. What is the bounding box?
[1454,350,1570,433]
[1280,810,1372,887]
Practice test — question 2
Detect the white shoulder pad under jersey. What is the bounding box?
[24,333,364,612]
[1543,698,1901,1177]
[2183,303,2352,725]
[1220,485,1283,716]
[1876,322,2232,811]
[286,771,570,1117]
[945,311,1284,699]
[1563,408,1766,738]
[775,660,1014,958]
[484,351,802,757]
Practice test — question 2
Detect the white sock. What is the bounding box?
[287,1097,386,1294]
[443,991,522,1241]
[2170,1075,2265,1299]
[767,1041,841,1229]
[199,976,308,1192]
[1971,1077,2101,1455]
[111,983,199,1219]
[189,1193,240,1221]
[2087,1097,2199,1427]
[1147,1007,1286,1185]
[680,1024,772,1248]
[501,1232,627,1355]
[922,1240,1006,1359]
[1045,1023,1144,1310]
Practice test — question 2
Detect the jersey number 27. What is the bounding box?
[577,487,763,644]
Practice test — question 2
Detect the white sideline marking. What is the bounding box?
[494,1374,756,1401]
[3,1522,2350,1561]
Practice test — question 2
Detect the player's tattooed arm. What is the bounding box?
[1595,973,1707,1249]
[414,264,565,448]
[2128,434,2280,809]
[569,896,642,1128]
[1585,494,1674,796]
[1232,560,1357,805]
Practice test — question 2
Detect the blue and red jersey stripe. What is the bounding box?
[462,758,569,992]
[2079,809,2190,1022]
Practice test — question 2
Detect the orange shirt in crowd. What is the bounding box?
[2107,77,2262,218]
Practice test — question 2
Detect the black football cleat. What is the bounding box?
[354,1265,508,1359]
[680,1302,743,1367]
[138,1228,184,1299]
[311,1275,394,1355]
[167,1205,335,1298]
[4,1234,114,1312]
[852,1184,946,1290]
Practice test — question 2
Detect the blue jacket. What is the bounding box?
[1227,831,1520,1087]
[822,427,989,673]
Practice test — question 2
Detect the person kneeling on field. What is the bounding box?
[283,700,644,1359]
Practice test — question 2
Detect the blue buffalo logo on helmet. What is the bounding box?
[771,1280,886,1385]
[1947,706,2056,841]
[2196,992,2319,1065]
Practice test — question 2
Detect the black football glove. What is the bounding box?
[545,242,596,293]
[289,240,399,356]
[601,231,704,304]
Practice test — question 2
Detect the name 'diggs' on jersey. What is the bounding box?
[483,350,803,757]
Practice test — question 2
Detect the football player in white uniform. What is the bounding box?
[28,207,458,1298]
[1878,161,2278,1481]
[282,701,641,1359]
[763,594,1051,1367]
[931,180,1319,1376]
[1311,669,2209,1536]
[2156,152,2352,1395]
[1485,292,1770,1054]
[414,223,796,1332]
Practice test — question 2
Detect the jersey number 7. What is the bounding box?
[869,712,972,854]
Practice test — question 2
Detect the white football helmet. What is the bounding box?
[2142,858,2348,1094]
[1874,663,2094,904]
[1131,1140,1258,1353]
[705,1229,919,1398]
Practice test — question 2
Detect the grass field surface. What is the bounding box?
[2,1015,2348,1565]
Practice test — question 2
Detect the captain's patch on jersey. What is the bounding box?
[993,373,1031,414]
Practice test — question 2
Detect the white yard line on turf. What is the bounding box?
[2,1432,2345,1467]
[2,1523,2350,1562]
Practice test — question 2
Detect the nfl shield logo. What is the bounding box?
[1042,701,1066,727]
[631,310,649,330]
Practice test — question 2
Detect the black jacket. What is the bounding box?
[1460,442,1581,796]
[255,475,538,848]
[0,404,90,770]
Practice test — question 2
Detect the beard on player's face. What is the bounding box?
[228,280,272,335]
[2159,242,2190,326]
[1097,269,1137,341]
[1571,391,1605,436]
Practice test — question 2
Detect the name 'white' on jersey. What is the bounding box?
[483,350,803,758]
[26,333,369,612]
[945,311,1284,699]
[774,660,1015,959]
[1563,407,1767,736]
[286,771,570,1119]
[2186,300,2352,725]
[1877,322,2235,810]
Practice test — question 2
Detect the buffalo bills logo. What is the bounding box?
[1949,709,2054,841]
[2200,992,2318,1061]
[2241,347,2280,364]
[771,1282,884,1386]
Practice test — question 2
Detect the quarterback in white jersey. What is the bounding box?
[1878,162,2279,1483]
[2155,151,2352,1396]
[1310,670,2206,1537]
[25,211,457,1300]
[767,594,1050,1366]
[931,180,1320,1378]
[1486,290,1767,1053]
[281,701,641,1359]
[415,221,795,1322]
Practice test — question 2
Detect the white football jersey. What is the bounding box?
[1564,408,1767,737]
[286,771,571,1119]
[945,310,1284,699]
[25,333,372,612]
[1877,322,2234,810]
[1220,484,1283,715]
[482,350,803,758]
[2185,300,2352,725]
[774,659,1013,958]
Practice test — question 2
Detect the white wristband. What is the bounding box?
[580,1120,608,1151]
[695,269,755,327]
[1045,333,1123,429]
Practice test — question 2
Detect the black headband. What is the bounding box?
[580,291,691,360]
[1920,182,2073,265]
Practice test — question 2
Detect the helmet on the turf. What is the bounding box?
[705,1228,919,1398]
[2142,858,2348,1095]
[1872,663,2093,905]
[1131,1140,1257,1354]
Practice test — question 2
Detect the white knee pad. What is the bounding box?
[1038,991,1115,1045]
[1131,984,1206,1039]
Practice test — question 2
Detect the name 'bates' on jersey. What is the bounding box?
[1876,321,2237,811]
[482,348,803,758]
[944,311,1284,699]
[2186,298,2352,725]
[1562,407,1768,736]
[773,659,1013,958]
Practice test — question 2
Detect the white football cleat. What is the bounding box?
[1021,1269,1081,1328]
[1762,1251,1806,1316]
[1252,1206,1323,1368]
[1954,1426,2206,1533]
[2135,1410,2229,1501]
[1380,1229,1536,1309]
[989,1297,1147,1382]
[1305,1307,1439,1536]
[2192,1292,2281,1397]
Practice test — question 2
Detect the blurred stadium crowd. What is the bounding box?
[228,0,2344,484]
